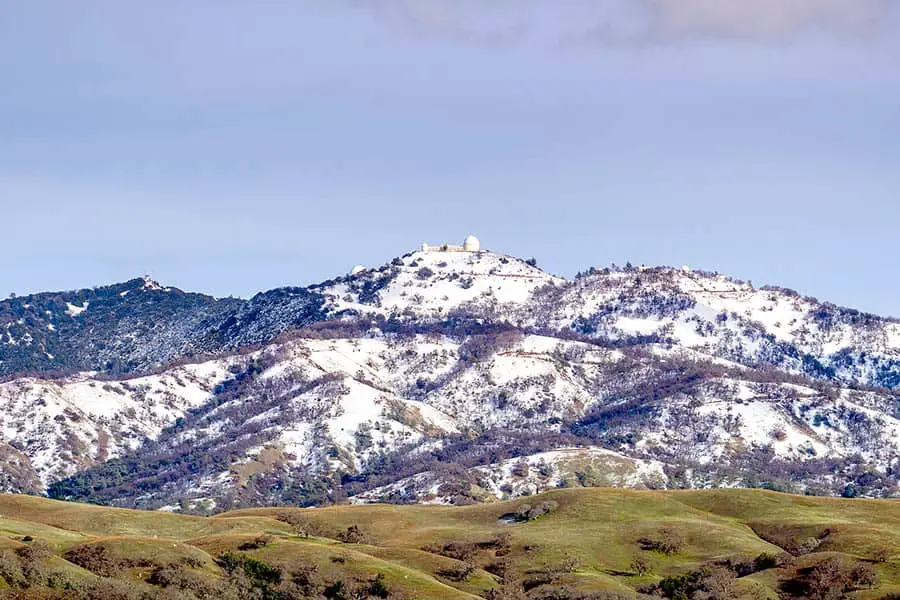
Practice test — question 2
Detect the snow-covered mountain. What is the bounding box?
[3,241,900,509]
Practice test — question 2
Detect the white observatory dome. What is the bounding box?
[350,265,366,275]
[463,234,480,252]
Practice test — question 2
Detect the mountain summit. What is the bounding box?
[1,241,899,509]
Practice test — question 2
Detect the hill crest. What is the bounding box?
[1,244,900,509]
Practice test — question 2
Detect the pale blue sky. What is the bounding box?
[1,1,899,314]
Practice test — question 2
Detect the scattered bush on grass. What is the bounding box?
[337,525,371,545]
[639,527,685,555]
[753,552,779,571]
[630,553,651,576]
[238,534,274,551]
[64,543,123,577]
[439,561,476,582]
[787,555,878,600]
[515,500,559,522]
[872,547,891,564]
[422,541,479,562]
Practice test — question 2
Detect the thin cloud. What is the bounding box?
[646,0,887,41]
[351,0,891,45]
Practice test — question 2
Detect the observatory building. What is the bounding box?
[421,235,481,253]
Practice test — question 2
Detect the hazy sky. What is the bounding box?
[1,1,898,314]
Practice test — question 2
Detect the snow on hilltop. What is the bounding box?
[522,265,900,389]
[3,243,900,508]
[317,250,562,319]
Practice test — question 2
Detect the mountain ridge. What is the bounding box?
[4,249,895,385]
[1,244,899,510]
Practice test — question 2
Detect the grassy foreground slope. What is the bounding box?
[0,489,896,598]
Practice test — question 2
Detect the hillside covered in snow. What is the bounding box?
[2,240,900,510]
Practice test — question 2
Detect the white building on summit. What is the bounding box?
[421,235,481,253]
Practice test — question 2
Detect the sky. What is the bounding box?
[1,1,899,314]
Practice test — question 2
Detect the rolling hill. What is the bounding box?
[0,488,897,599]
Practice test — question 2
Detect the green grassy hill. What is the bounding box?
[0,489,897,599]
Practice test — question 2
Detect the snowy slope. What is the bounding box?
[0,360,228,488]
[350,447,668,504]
[316,250,561,319]
[36,329,900,508]
[1,245,900,507]
[528,266,900,389]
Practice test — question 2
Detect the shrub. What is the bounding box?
[337,525,371,545]
[639,527,685,555]
[485,560,509,578]
[515,504,533,521]
[323,578,376,600]
[523,566,562,592]
[511,460,530,478]
[423,541,479,562]
[490,532,513,553]
[15,540,53,585]
[180,555,204,569]
[288,564,321,596]
[440,561,476,582]
[654,564,736,600]
[630,554,651,576]
[721,554,756,577]
[872,547,891,563]
[790,555,878,600]
[851,561,878,588]
[64,543,122,577]
[275,511,328,538]
[238,534,274,550]
[796,537,823,556]
[514,500,559,522]
[368,572,391,598]
[776,552,796,568]
[149,565,221,597]
[754,552,779,571]
[69,577,158,599]
[0,549,25,588]
[486,569,527,600]
[559,554,580,573]
[486,585,528,600]
[695,565,737,599]
[657,571,701,599]
[217,552,282,587]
